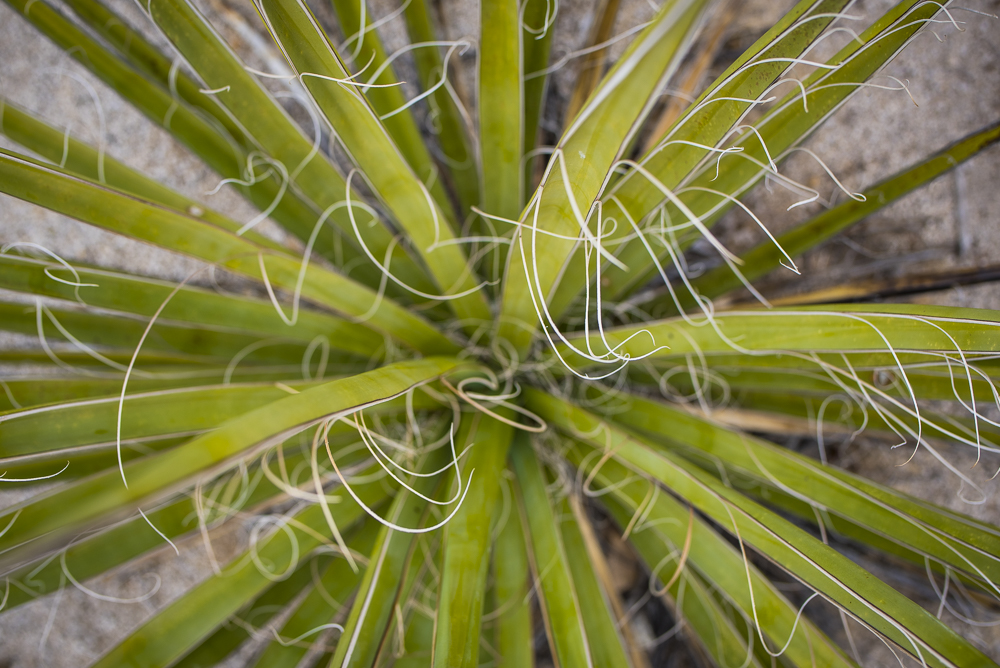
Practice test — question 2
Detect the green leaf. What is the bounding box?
[638,351,1000,411]
[3,0,323,240]
[528,390,993,668]
[510,435,591,667]
[520,0,555,193]
[0,368,326,413]
[0,357,463,570]
[479,0,523,223]
[601,0,945,301]
[0,254,381,358]
[0,435,192,484]
[560,428,855,668]
[600,493,767,668]
[497,0,713,355]
[556,305,1000,370]
[0,380,428,471]
[92,466,389,668]
[401,0,481,214]
[0,351,230,383]
[143,0,434,294]
[330,442,451,667]
[0,441,316,611]
[376,531,440,666]
[0,148,458,355]
[491,470,534,668]
[555,494,632,668]
[328,0,458,222]
[0,98,283,252]
[0,381,316,460]
[474,0,522,286]
[682,120,1000,309]
[174,555,326,668]
[433,413,513,667]
[251,519,381,668]
[0,300,312,367]
[58,0,251,150]
[256,0,491,332]
[547,0,854,313]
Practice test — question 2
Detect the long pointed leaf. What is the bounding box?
[474,0,522,285]
[549,0,853,313]
[3,0,324,242]
[59,0,251,148]
[0,441,326,611]
[479,0,522,222]
[0,148,458,355]
[529,390,993,668]
[0,98,283,252]
[0,300,309,366]
[603,0,945,300]
[497,0,712,355]
[600,493,767,668]
[491,471,534,668]
[557,306,1000,369]
[174,556,327,668]
[256,0,491,332]
[0,357,463,570]
[401,0,480,214]
[0,254,379,358]
[683,120,1000,308]
[328,0,457,221]
[510,435,592,667]
[564,435,859,668]
[433,413,513,667]
[144,0,434,295]
[520,0,555,193]
[251,519,381,668]
[0,382,318,460]
[330,444,450,667]
[556,494,632,668]
[91,468,387,668]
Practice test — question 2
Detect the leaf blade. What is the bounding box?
[256,0,491,331]
[497,0,713,355]
[0,357,463,569]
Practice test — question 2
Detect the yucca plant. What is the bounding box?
[1,0,999,665]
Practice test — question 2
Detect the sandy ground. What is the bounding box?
[0,0,999,665]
